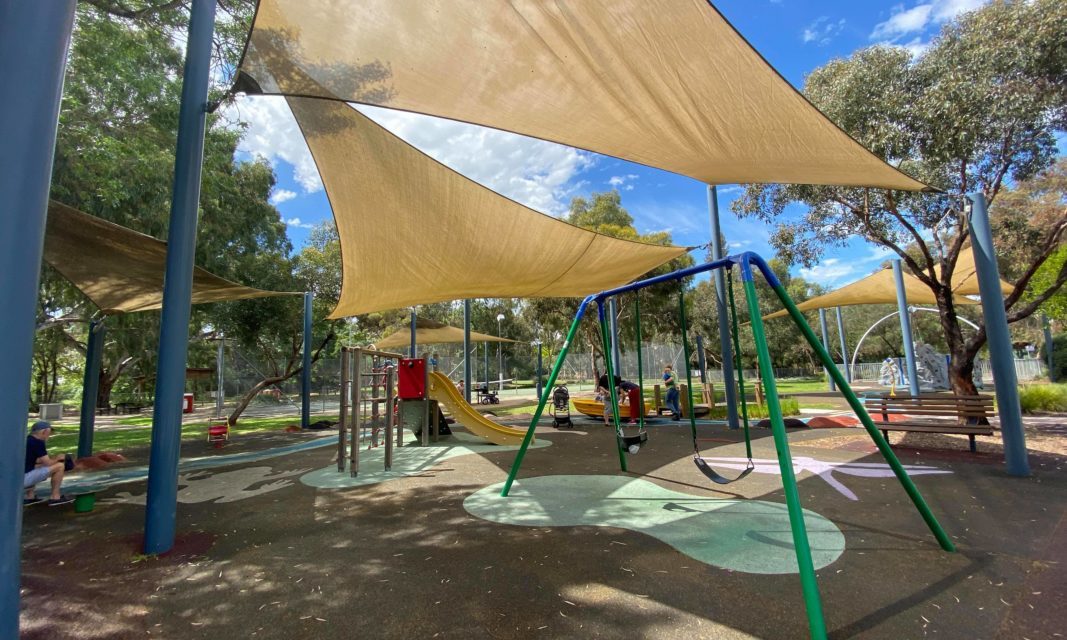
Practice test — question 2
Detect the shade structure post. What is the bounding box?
[739,271,827,640]
[143,0,218,556]
[501,297,593,496]
[967,193,1029,476]
[1043,314,1055,382]
[483,342,490,389]
[695,335,707,383]
[892,260,921,397]
[535,341,544,400]
[463,300,472,403]
[409,307,417,358]
[78,320,106,458]
[818,309,836,392]
[835,306,851,383]
[708,186,740,429]
[301,291,312,429]
[608,298,621,375]
[0,1,76,634]
[215,336,224,418]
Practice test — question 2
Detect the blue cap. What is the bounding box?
[30,420,51,432]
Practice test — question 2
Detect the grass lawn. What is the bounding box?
[44,414,336,455]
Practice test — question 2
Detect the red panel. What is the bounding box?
[397,358,426,399]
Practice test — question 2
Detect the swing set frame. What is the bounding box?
[500,251,955,640]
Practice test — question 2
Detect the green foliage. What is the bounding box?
[1018,384,1067,413]
[1052,333,1067,381]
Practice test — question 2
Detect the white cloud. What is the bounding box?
[871,0,987,48]
[799,258,856,285]
[359,105,595,215]
[284,217,316,229]
[607,173,640,189]
[223,96,323,193]
[269,188,297,205]
[802,17,846,46]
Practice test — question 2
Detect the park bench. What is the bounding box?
[862,393,995,453]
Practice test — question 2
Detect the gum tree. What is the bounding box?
[733,0,1066,395]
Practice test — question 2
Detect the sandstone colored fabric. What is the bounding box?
[237,0,929,191]
[287,97,688,319]
[43,201,293,314]
[374,318,516,350]
[762,248,1012,320]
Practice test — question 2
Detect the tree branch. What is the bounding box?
[1003,213,1067,310]
[81,0,187,20]
[1006,259,1067,323]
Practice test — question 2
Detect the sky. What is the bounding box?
[224,0,992,290]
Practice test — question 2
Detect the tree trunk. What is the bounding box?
[947,356,979,396]
[227,376,287,426]
[97,370,115,409]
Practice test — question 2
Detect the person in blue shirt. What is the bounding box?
[663,364,681,421]
[24,421,73,506]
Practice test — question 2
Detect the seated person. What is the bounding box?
[24,421,73,506]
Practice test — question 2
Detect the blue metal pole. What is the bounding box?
[301,291,312,429]
[536,342,544,400]
[819,309,836,392]
[708,186,741,429]
[892,260,921,396]
[1043,314,1055,383]
[608,298,621,375]
[463,300,472,403]
[835,306,851,383]
[78,320,106,458]
[409,308,417,358]
[967,193,1029,476]
[0,2,76,634]
[144,0,218,555]
[484,341,490,388]
[695,335,707,383]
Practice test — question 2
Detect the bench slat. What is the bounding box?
[871,422,994,435]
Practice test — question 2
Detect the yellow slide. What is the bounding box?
[427,371,530,446]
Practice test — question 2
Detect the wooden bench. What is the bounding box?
[862,393,995,453]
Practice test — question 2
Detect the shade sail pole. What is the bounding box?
[215,335,224,418]
[708,186,740,429]
[0,1,76,635]
[144,0,217,556]
[835,306,851,383]
[78,319,106,458]
[409,307,417,358]
[892,260,921,396]
[301,291,312,428]
[967,193,1029,476]
[463,300,472,403]
[818,310,836,392]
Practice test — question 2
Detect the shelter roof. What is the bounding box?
[43,201,295,314]
[237,0,930,191]
[374,318,516,349]
[287,97,688,319]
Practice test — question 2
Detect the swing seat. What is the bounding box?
[694,456,754,485]
[618,432,648,453]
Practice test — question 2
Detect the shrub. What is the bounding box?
[1018,384,1067,413]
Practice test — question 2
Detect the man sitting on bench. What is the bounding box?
[24,421,73,506]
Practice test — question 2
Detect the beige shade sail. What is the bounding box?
[762,247,1013,320]
[44,201,296,314]
[237,0,930,191]
[287,97,688,319]
[373,318,516,350]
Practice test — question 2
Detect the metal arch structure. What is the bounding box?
[849,307,980,380]
[500,251,955,640]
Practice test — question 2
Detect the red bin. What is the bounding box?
[397,359,426,399]
[183,393,194,413]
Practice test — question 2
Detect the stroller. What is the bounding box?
[549,384,574,428]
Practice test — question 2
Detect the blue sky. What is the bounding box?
[227,0,991,289]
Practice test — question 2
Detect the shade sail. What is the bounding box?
[287,97,688,319]
[44,201,294,314]
[762,247,1013,320]
[237,0,930,191]
[374,318,516,349]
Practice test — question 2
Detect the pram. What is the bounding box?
[476,383,499,405]
[549,384,574,428]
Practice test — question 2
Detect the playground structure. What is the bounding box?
[337,347,403,477]
[426,371,526,446]
[502,252,957,640]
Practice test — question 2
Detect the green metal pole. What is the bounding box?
[635,294,645,431]
[742,278,828,640]
[501,298,593,496]
[725,271,752,457]
[678,290,700,449]
[598,301,628,472]
[769,279,956,552]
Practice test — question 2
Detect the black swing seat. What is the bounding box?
[694,456,755,485]
[618,431,648,453]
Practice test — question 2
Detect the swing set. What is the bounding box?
[500,252,956,640]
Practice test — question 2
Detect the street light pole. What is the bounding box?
[496,313,505,387]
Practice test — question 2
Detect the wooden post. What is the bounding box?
[679,383,690,418]
[653,384,663,415]
[703,381,715,408]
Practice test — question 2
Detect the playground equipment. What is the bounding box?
[549,385,574,429]
[426,371,526,446]
[338,347,403,477]
[501,252,956,640]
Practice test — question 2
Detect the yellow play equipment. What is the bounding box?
[427,371,527,446]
